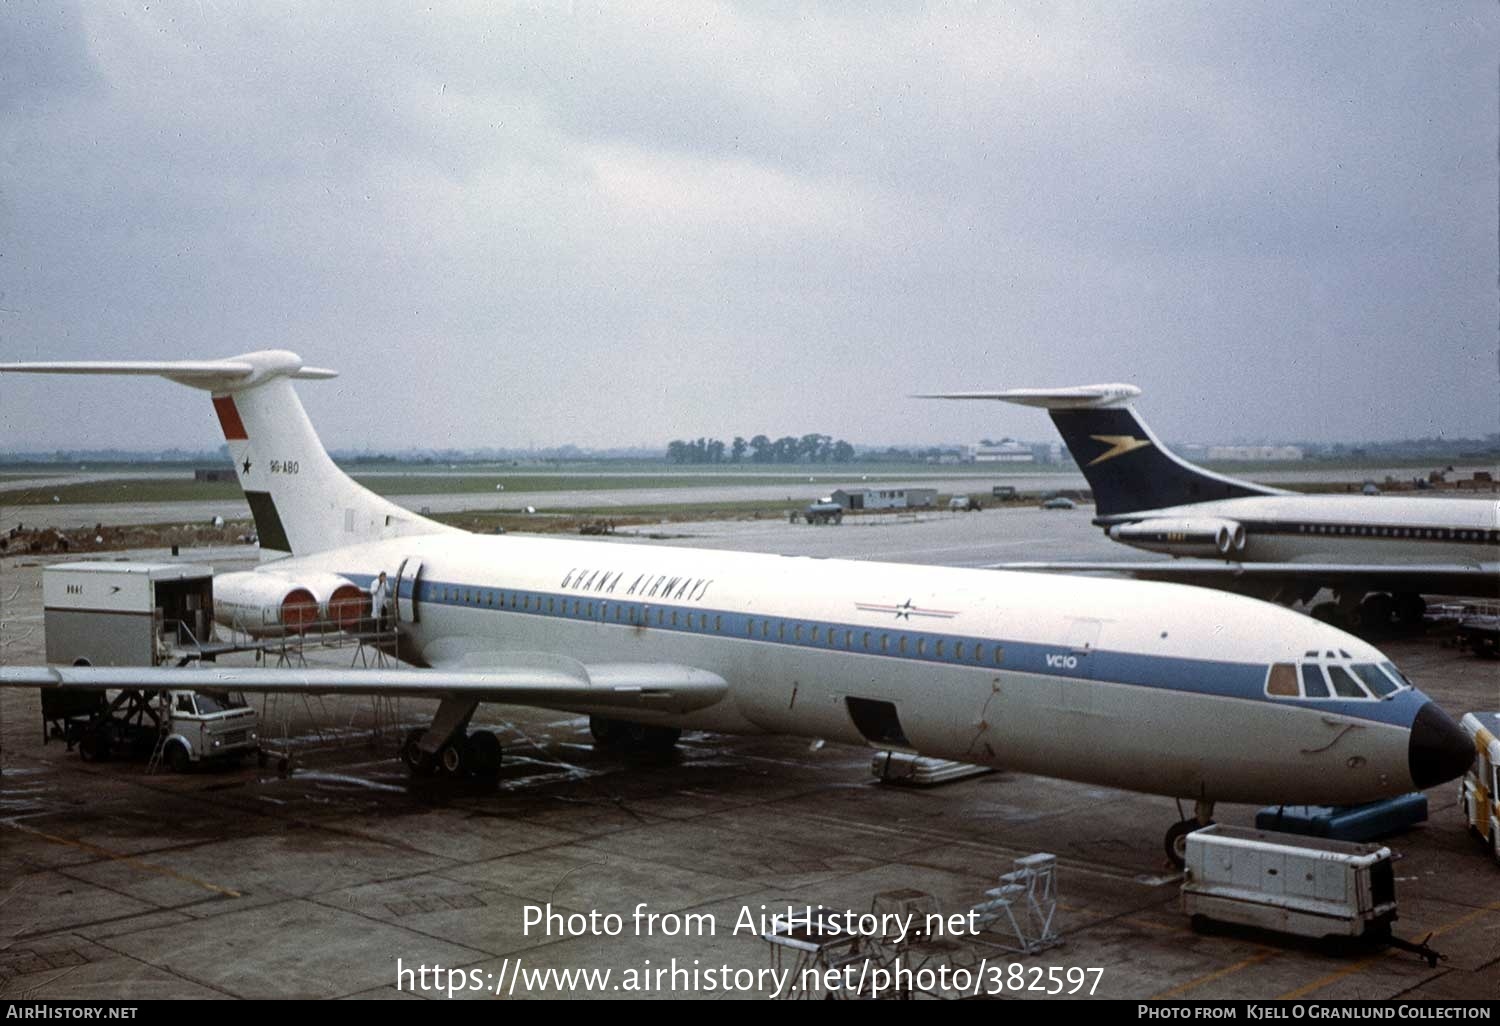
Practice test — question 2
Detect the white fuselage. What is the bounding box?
[267,531,1428,807]
[1105,494,1499,566]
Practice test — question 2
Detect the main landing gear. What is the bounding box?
[1165,799,1216,868]
[399,697,503,783]
[1312,591,1426,635]
[401,727,502,782]
[589,715,681,754]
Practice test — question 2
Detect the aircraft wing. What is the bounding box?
[0,648,728,715]
[986,561,1500,599]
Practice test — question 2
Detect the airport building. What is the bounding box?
[965,439,1035,463]
[1202,445,1305,462]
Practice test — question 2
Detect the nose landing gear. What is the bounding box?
[1165,799,1216,868]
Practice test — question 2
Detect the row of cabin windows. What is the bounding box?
[1296,523,1494,542]
[430,584,1004,665]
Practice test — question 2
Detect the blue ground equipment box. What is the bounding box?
[1255,793,1427,842]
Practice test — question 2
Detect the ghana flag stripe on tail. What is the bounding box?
[213,395,248,440]
[244,490,292,553]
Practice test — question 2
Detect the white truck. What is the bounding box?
[1181,825,1397,941]
[1458,712,1499,862]
[40,561,260,770]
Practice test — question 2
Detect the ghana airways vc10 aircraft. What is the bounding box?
[921,384,1500,627]
[0,352,1477,862]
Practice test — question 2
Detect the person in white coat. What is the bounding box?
[370,571,390,632]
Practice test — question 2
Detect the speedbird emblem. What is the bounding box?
[1087,434,1152,466]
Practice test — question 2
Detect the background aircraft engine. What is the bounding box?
[1109,517,1247,558]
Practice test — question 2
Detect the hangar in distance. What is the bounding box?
[0,352,1477,863]
[920,383,1499,626]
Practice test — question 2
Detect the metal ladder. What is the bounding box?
[144,693,172,773]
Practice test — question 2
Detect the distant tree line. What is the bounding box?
[665,434,857,464]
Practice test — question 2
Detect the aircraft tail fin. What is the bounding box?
[0,350,456,556]
[916,384,1284,516]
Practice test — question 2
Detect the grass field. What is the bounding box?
[0,466,1020,506]
[1,452,1492,507]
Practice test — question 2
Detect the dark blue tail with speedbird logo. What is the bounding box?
[915,383,1284,517]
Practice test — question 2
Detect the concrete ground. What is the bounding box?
[1,509,1496,1000]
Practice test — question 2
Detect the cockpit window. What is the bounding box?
[1352,663,1399,699]
[1267,663,1299,696]
[1299,663,1330,698]
[1270,654,1412,702]
[1326,665,1366,699]
[1381,662,1414,690]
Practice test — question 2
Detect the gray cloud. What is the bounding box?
[1,1,1495,451]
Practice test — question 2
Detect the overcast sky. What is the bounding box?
[2,2,1496,453]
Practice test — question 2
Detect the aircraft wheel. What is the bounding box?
[439,742,465,776]
[1310,601,1343,626]
[1358,593,1394,633]
[1394,593,1426,627]
[166,740,193,774]
[626,723,681,753]
[78,725,110,763]
[464,730,503,781]
[1165,818,1209,868]
[401,728,436,777]
[590,715,624,748]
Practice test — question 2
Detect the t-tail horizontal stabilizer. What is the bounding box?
[0,349,454,556]
[916,382,1284,517]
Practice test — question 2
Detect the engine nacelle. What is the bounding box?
[1109,517,1247,558]
[301,572,369,631]
[214,571,366,635]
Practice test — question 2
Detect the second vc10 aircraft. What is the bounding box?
[0,352,1477,863]
[921,384,1499,627]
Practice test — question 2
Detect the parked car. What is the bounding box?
[1040,496,1076,510]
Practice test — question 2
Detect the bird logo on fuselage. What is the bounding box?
[1087,435,1152,466]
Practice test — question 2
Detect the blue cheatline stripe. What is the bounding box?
[339,571,1421,728]
[1095,515,1500,546]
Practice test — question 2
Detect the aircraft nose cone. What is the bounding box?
[1408,701,1473,790]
